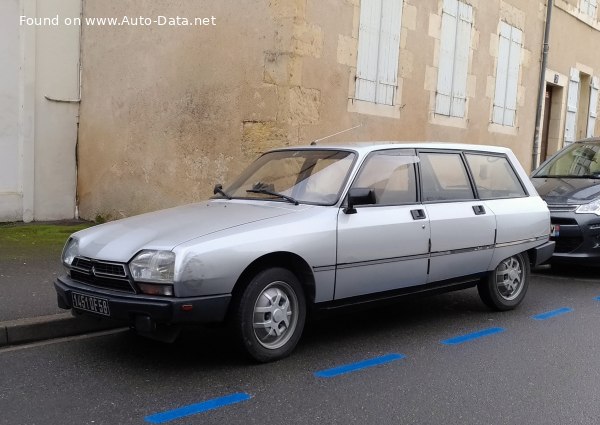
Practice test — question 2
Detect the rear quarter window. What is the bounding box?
[465,154,527,199]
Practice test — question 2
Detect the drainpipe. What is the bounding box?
[532,0,553,170]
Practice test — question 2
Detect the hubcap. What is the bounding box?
[495,256,524,301]
[252,281,298,350]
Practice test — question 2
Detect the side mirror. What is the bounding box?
[344,188,376,214]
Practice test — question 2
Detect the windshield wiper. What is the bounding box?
[246,188,299,205]
[213,184,232,199]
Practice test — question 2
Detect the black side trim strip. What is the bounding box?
[313,265,336,272]
[430,244,495,257]
[317,273,484,310]
[319,237,547,272]
[337,253,430,270]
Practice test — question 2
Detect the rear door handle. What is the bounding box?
[473,205,486,215]
[411,209,426,220]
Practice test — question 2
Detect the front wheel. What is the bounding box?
[478,252,529,311]
[232,268,306,362]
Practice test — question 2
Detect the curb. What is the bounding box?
[0,313,123,347]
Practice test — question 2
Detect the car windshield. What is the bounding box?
[223,149,356,205]
[534,142,600,178]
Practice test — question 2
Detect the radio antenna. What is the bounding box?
[310,123,362,145]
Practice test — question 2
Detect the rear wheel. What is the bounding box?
[232,267,306,362]
[478,252,529,311]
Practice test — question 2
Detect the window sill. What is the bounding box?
[429,113,468,129]
[347,99,401,119]
[488,123,518,136]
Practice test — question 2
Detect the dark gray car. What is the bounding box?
[531,138,600,265]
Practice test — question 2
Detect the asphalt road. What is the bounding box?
[1,269,599,425]
[0,253,64,321]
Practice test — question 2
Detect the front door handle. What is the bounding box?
[473,205,486,215]
[411,209,426,220]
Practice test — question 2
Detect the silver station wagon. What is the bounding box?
[56,143,554,362]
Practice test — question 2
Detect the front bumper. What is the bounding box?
[549,211,600,265]
[55,275,231,325]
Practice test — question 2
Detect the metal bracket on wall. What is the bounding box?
[44,95,80,103]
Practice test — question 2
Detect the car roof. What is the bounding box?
[276,141,514,155]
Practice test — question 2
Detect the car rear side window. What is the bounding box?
[352,150,418,205]
[419,152,475,201]
[465,154,526,199]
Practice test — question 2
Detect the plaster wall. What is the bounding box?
[77,0,547,219]
[33,0,80,220]
[546,3,600,146]
[78,0,291,219]
[0,0,22,221]
[0,0,79,222]
[309,0,545,170]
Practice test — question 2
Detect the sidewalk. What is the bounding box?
[0,221,122,347]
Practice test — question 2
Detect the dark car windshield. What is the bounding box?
[223,149,356,205]
[533,142,600,178]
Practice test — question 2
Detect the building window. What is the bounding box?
[355,0,404,106]
[565,68,599,144]
[435,0,473,118]
[492,22,522,127]
[580,0,598,18]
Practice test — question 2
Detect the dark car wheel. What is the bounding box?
[232,267,306,362]
[478,252,529,311]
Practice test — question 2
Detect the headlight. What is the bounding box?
[62,238,79,266]
[576,199,600,216]
[129,250,175,283]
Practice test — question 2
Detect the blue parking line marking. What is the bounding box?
[441,327,505,345]
[144,392,252,424]
[314,353,405,378]
[532,307,573,321]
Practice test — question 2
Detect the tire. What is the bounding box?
[231,267,306,362]
[478,252,530,311]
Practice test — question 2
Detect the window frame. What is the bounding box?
[416,150,477,203]
[463,152,529,200]
[347,148,421,207]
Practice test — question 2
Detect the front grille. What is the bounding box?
[547,204,580,212]
[551,217,578,225]
[552,236,584,253]
[70,257,135,293]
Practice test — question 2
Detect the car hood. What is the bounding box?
[531,177,600,205]
[73,200,305,262]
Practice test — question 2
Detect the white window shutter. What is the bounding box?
[492,23,521,127]
[565,68,580,145]
[581,0,590,13]
[450,1,472,118]
[492,22,511,124]
[356,0,383,103]
[435,0,458,116]
[376,0,403,106]
[504,26,522,126]
[587,76,599,137]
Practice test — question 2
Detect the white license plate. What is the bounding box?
[550,224,560,237]
[71,292,110,316]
